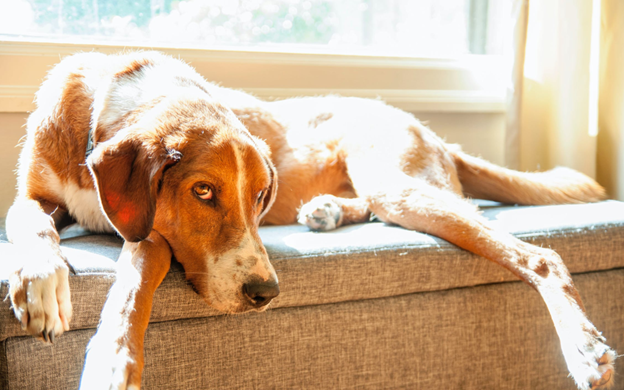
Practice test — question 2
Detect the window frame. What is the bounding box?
[0,39,506,114]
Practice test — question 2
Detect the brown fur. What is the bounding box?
[6,52,615,390]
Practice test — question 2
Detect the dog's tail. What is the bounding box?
[451,150,607,205]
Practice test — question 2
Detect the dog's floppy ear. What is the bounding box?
[87,134,180,242]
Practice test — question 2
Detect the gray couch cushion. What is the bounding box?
[1,201,623,341]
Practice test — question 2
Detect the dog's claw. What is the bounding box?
[65,259,77,275]
[49,329,55,344]
[42,330,48,342]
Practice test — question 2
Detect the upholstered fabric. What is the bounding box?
[2,270,623,389]
[1,201,623,342]
[0,201,623,389]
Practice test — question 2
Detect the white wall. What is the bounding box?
[0,113,26,217]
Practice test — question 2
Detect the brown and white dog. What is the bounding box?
[7,51,615,389]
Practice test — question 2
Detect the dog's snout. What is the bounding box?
[243,280,280,308]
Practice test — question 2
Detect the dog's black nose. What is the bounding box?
[243,280,280,308]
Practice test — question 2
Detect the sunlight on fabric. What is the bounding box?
[279,223,439,254]
[486,202,624,235]
[588,0,601,137]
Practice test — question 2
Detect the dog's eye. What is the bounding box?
[256,190,265,205]
[194,185,213,201]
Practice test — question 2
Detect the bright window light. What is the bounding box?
[0,0,511,57]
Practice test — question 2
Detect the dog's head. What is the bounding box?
[87,96,279,313]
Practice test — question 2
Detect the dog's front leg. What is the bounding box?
[80,229,171,390]
[6,197,73,342]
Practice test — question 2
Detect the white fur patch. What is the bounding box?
[94,57,209,130]
[230,145,275,279]
[202,231,277,313]
[236,235,274,282]
[96,67,151,129]
[233,144,247,221]
[298,195,343,231]
[47,170,113,233]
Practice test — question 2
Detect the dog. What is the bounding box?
[6,51,615,390]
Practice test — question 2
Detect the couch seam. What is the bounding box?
[133,265,624,327]
[9,266,622,334]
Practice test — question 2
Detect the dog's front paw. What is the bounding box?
[561,329,616,390]
[8,248,72,342]
[298,195,343,231]
[81,339,142,390]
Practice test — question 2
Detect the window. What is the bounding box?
[0,0,511,117]
[1,0,510,58]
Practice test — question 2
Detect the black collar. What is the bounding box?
[85,126,95,158]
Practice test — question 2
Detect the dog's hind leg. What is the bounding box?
[6,197,73,342]
[346,164,616,390]
[80,230,171,390]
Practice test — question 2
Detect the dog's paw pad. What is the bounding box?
[298,196,342,231]
[589,350,615,389]
[565,339,617,390]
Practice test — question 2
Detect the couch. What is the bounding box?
[1,200,623,389]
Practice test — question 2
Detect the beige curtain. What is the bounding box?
[509,0,624,200]
[597,0,624,201]
[504,0,529,170]
[519,0,597,176]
